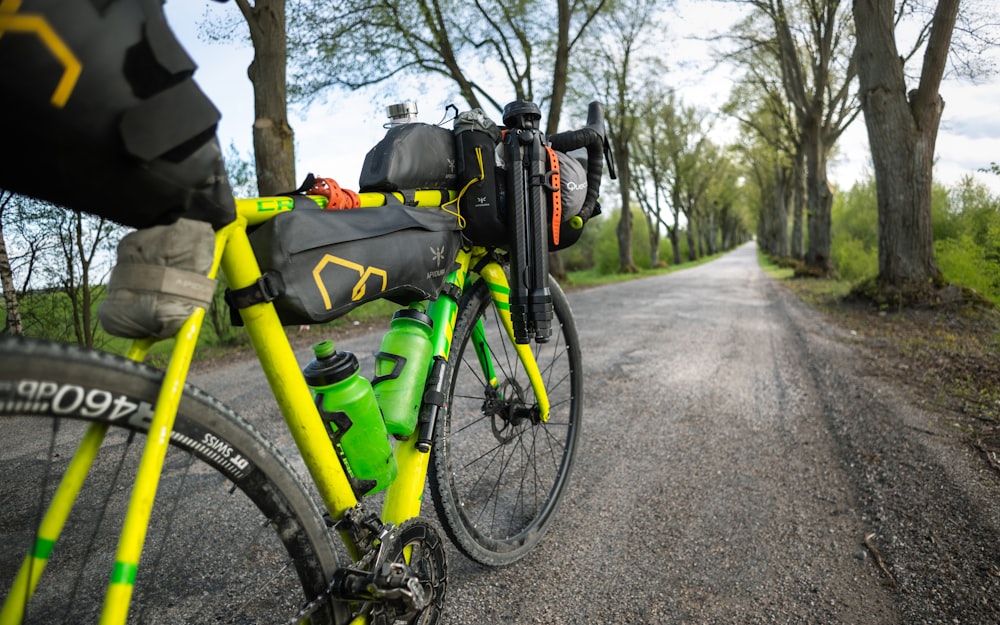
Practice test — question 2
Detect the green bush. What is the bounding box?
[593,216,620,274]
[832,235,877,282]
[832,179,878,251]
[936,234,1000,304]
[932,176,1000,303]
[831,178,878,281]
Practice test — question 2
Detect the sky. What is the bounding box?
[163,0,1000,198]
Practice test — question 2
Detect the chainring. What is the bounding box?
[370,518,448,625]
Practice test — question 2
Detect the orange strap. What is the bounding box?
[308,177,360,210]
[544,146,562,246]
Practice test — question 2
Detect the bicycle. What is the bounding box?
[0,98,612,624]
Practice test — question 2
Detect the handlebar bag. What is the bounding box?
[248,206,462,325]
[451,109,596,250]
[359,123,458,192]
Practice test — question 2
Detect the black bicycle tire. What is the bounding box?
[0,337,348,624]
[428,275,582,566]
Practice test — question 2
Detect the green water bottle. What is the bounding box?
[372,309,434,437]
[303,340,397,496]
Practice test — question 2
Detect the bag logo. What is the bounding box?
[0,8,81,108]
[312,254,388,310]
[430,245,446,265]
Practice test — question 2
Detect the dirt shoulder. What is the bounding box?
[779,277,1000,473]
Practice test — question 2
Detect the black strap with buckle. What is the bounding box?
[224,272,285,326]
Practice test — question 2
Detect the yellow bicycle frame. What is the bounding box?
[1,192,551,625]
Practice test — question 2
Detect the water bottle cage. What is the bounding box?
[371,352,407,386]
[313,394,380,498]
[314,394,354,436]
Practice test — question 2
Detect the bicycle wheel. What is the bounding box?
[0,338,349,625]
[429,275,582,566]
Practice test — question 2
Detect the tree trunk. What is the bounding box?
[239,0,295,195]
[853,0,953,287]
[866,89,942,283]
[670,220,681,266]
[706,211,717,255]
[646,212,661,267]
[685,210,697,261]
[765,165,790,257]
[802,118,833,273]
[546,0,571,135]
[613,135,637,272]
[0,193,23,336]
[791,149,805,259]
[0,218,23,336]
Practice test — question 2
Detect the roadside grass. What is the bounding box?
[757,250,852,307]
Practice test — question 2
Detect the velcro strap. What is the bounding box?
[439,282,461,302]
[544,146,563,246]
[423,389,446,407]
[225,272,285,309]
[108,263,216,307]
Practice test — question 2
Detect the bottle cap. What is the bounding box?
[313,340,336,359]
[391,309,433,328]
[387,101,418,124]
[306,340,359,386]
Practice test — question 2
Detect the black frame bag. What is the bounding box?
[248,206,462,325]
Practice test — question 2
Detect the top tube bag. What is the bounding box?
[359,122,458,192]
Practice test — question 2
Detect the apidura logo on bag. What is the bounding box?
[426,245,448,279]
[311,254,388,310]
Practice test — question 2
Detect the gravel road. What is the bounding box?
[192,242,1000,624]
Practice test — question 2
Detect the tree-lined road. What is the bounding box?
[195,242,1000,624]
